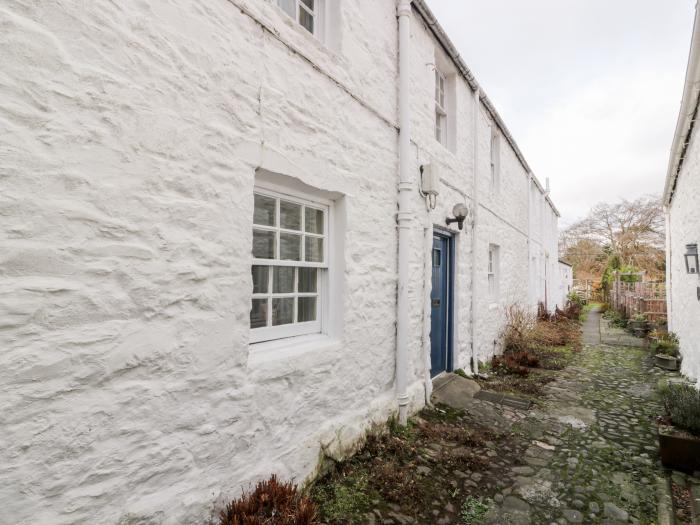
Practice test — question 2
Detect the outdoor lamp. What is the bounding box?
[685,243,699,274]
[446,202,470,230]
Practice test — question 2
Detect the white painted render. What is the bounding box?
[0,1,561,523]
[665,0,700,383]
[559,262,574,308]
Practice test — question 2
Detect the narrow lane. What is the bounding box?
[483,310,664,524]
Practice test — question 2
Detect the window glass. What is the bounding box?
[305,237,323,262]
[305,208,324,234]
[280,201,302,231]
[298,297,316,322]
[272,298,294,326]
[250,299,268,329]
[273,267,295,293]
[280,233,302,261]
[252,266,269,294]
[254,194,276,226]
[253,230,276,259]
[299,8,314,33]
[298,268,317,293]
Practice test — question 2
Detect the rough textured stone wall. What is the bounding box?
[0,1,423,523]
[0,1,561,523]
[668,127,700,381]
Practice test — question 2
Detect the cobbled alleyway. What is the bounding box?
[474,307,668,524]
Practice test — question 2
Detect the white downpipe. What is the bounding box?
[666,208,673,330]
[396,0,412,426]
[469,88,480,375]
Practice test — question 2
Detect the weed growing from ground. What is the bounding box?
[460,497,491,525]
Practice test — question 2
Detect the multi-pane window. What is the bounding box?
[490,128,500,193]
[250,190,328,343]
[278,0,322,37]
[488,244,500,302]
[435,68,447,145]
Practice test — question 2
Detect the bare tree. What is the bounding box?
[560,195,664,279]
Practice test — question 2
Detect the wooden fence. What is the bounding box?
[610,273,667,322]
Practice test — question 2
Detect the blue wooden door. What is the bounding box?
[430,233,453,377]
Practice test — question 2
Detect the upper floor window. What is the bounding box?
[278,0,324,38]
[490,127,500,194]
[251,188,329,343]
[435,68,447,145]
[488,244,500,302]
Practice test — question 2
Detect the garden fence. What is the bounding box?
[610,272,667,322]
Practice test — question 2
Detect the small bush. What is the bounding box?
[567,291,586,307]
[492,354,530,376]
[661,383,700,436]
[219,475,321,525]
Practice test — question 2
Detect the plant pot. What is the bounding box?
[655,354,680,371]
[658,425,700,472]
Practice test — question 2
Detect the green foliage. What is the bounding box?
[603,309,627,328]
[454,368,470,379]
[631,313,647,322]
[460,497,491,525]
[660,383,700,435]
[567,291,586,307]
[311,472,373,522]
[651,332,680,357]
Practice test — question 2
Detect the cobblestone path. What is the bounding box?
[478,308,666,524]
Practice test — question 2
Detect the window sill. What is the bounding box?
[248,333,341,369]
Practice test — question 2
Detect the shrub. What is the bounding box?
[501,304,536,354]
[567,291,586,307]
[661,383,700,436]
[492,354,530,376]
[219,475,321,525]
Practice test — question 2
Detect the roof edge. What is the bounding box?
[665,1,700,206]
[410,0,560,217]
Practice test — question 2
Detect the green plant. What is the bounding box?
[631,313,647,322]
[460,497,491,525]
[219,475,321,525]
[660,383,700,436]
[567,291,586,307]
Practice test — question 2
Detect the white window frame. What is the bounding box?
[490,126,500,194]
[435,68,448,145]
[250,186,331,344]
[488,244,500,302]
[277,0,325,40]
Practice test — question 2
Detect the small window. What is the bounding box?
[435,68,447,145]
[277,0,324,38]
[488,244,500,302]
[251,189,329,343]
[490,127,500,194]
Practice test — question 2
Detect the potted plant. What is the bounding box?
[653,332,680,371]
[628,313,648,337]
[658,382,700,472]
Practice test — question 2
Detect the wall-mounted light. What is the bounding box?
[685,243,699,274]
[446,203,470,230]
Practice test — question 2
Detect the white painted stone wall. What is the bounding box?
[0,1,562,523]
[559,262,573,308]
[667,123,700,382]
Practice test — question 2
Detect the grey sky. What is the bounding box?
[426,0,695,226]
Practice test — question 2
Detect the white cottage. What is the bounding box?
[665,0,700,382]
[0,0,561,522]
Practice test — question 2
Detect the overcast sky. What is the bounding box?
[426,0,695,226]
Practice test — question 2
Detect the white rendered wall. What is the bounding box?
[0,1,428,523]
[0,1,562,523]
[667,125,700,382]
